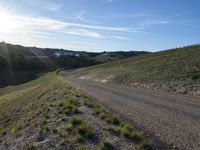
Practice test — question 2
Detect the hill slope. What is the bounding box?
[0,42,147,87]
[0,42,97,71]
[0,42,147,72]
[72,45,200,96]
[93,51,147,63]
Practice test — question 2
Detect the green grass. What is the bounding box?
[72,45,200,84]
[0,73,69,140]
[76,145,89,150]
[83,97,98,108]
[100,140,114,150]
[39,120,48,130]
[70,116,85,127]
[10,123,21,137]
[0,72,98,149]
[69,115,94,140]
[76,124,94,138]
[108,115,120,125]
[139,140,150,149]
[59,138,66,145]
[83,98,120,124]
[0,127,6,137]
[105,122,150,149]
[57,97,81,115]
[83,97,150,148]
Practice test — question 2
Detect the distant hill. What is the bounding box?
[72,45,200,96]
[0,42,147,71]
[0,42,96,71]
[93,51,147,63]
[0,42,146,87]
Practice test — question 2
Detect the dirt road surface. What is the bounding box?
[61,72,200,150]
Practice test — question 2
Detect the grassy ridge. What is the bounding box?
[0,73,91,149]
[72,45,200,84]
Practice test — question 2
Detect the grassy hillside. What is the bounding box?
[0,42,97,71]
[0,42,147,87]
[0,72,151,149]
[0,42,147,72]
[72,45,200,96]
[0,42,97,87]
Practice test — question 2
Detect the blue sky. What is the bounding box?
[0,0,199,52]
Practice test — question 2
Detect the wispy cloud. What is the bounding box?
[66,23,140,32]
[94,11,155,19]
[111,35,129,40]
[138,10,193,27]
[0,11,145,51]
[0,13,140,43]
[76,11,86,21]
[74,11,102,25]
[140,20,170,26]
[4,14,138,33]
[64,29,103,38]
[172,10,191,18]
[0,14,67,32]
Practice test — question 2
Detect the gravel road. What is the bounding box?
[61,72,200,150]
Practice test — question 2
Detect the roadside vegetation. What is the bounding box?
[0,72,151,149]
[83,97,150,149]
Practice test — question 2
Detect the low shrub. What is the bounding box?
[108,115,120,125]
[11,123,21,137]
[70,115,94,140]
[76,145,88,150]
[101,140,114,150]
[77,124,94,138]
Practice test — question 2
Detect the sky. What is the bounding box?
[0,0,200,52]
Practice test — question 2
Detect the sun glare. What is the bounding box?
[0,13,20,31]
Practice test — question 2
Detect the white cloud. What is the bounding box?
[64,29,103,38]
[0,13,142,50]
[111,35,129,40]
[140,20,170,26]
[66,23,139,32]
[0,13,139,36]
[0,14,67,32]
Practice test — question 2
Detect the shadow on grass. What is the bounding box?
[0,70,50,88]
